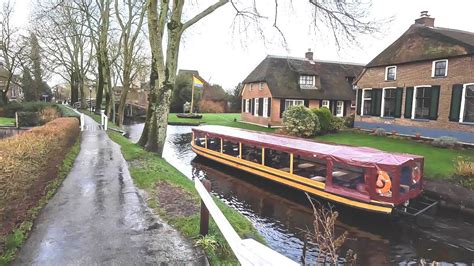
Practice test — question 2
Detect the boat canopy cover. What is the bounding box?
[193,125,422,169]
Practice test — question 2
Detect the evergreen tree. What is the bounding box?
[22,67,36,101]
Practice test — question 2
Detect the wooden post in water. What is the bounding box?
[199,179,212,236]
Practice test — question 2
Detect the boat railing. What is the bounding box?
[195,178,298,265]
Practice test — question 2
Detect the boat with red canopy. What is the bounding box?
[191,125,429,214]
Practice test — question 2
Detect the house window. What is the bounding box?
[245,99,250,113]
[299,75,314,86]
[263,98,269,117]
[259,82,264,91]
[382,88,396,117]
[432,59,448,77]
[385,66,396,81]
[461,84,474,123]
[284,99,304,110]
[254,98,259,116]
[414,87,432,119]
[321,100,330,109]
[11,87,16,98]
[336,101,344,117]
[361,89,372,116]
[249,84,254,91]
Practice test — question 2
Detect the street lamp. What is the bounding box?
[89,87,93,112]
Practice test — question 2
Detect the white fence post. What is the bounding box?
[100,110,108,131]
[194,178,298,266]
[80,113,85,131]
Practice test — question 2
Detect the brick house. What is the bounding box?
[241,52,363,127]
[354,12,474,143]
[177,69,229,113]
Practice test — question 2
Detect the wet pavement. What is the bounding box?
[13,116,206,265]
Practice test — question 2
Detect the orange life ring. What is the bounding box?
[376,171,392,194]
[412,166,421,184]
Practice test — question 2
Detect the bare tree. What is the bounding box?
[114,0,147,126]
[138,0,384,155]
[0,0,27,105]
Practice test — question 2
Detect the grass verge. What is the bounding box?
[314,131,474,179]
[0,117,15,126]
[168,113,275,132]
[0,139,81,265]
[108,131,264,264]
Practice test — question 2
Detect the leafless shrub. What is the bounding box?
[301,193,356,265]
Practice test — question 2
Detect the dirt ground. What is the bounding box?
[155,181,199,218]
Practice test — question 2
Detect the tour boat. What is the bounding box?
[191,125,431,215]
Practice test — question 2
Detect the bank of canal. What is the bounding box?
[123,122,474,265]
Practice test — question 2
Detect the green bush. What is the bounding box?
[432,136,458,148]
[329,117,346,133]
[312,107,332,133]
[17,112,40,127]
[343,114,355,128]
[3,102,54,118]
[56,104,80,118]
[282,105,319,137]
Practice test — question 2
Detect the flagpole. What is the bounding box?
[190,75,195,113]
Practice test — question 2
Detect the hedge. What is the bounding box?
[0,118,80,254]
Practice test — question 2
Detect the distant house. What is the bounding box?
[354,11,474,143]
[177,69,229,113]
[241,52,363,127]
[0,63,22,102]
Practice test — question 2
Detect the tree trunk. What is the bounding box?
[117,76,130,126]
[71,72,79,104]
[95,53,104,113]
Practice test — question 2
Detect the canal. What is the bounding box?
[123,123,474,265]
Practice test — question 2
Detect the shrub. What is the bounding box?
[17,112,40,127]
[38,107,60,124]
[312,107,332,133]
[0,118,79,253]
[283,105,320,137]
[432,136,458,148]
[343,114,355,128]
[374,128,386,136]
[454,157,474,189]
[328,117,346,132]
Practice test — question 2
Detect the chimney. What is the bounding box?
[415,11,435,27]
[305,49,313,61]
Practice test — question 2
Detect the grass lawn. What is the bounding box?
[108,131,264,264]
[0,117,15,126]
[168,113,275,132]
[315,131,474,179]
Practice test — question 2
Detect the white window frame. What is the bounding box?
[259,82,264,91]
[299,75,315,86]
[254,98,259,116]
[336,101,344,117]
[321,100,330,109]
[385,66,397,81]
[285,99,304,110]
[432,59,448,77]
[381,87,396,118]
[360,88,372,116]
[245,99,250,113]
[263,98,269,118]
[249,84,254,91]
[412,85,432,119]
[459,83,474,123]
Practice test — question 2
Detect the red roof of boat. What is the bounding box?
[193,125,422,167]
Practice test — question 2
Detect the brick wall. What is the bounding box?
[241,83,274,126]
[356,55,474,133]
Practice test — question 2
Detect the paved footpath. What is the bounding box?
[13,116,206,265]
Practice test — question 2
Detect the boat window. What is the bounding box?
[194,132,206,148]
[222,139,240,158]
[292,154,327,182]
[332,162,366,194]
[265,148,290,171]
[400,162,421,195]
[242,143,263,164]
[206,136,221,152]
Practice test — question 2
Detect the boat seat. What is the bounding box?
[311,176,326,182]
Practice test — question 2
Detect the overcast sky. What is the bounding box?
[7,0,474,91]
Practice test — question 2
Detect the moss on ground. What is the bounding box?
[108,132,264,264]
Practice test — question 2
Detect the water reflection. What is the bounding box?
[122,123,474,265]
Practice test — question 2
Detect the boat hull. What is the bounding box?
[192,144,394,214]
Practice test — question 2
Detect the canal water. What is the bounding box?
[123,123,474,265]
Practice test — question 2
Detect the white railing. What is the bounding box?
[195,178,298,266]
[63,104,85,131]
[100,110,108,131]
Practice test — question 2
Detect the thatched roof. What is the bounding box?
[242,55,363,101]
